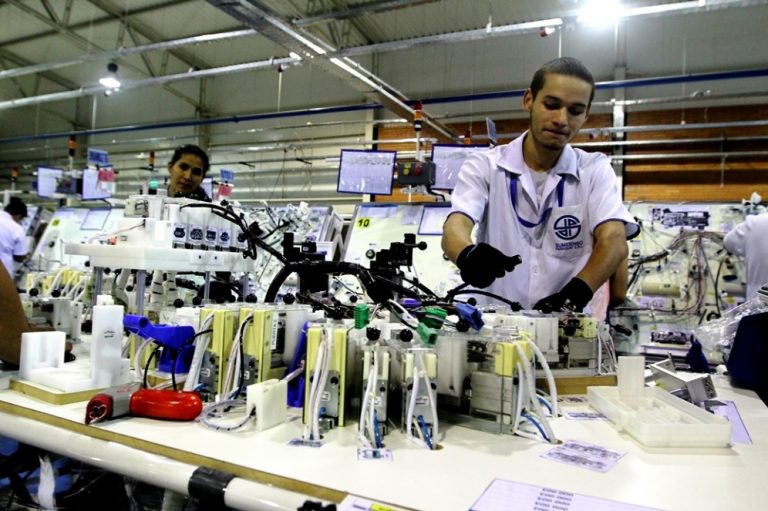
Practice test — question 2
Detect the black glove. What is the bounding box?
[533,277,593,313]
[456,243,522,289]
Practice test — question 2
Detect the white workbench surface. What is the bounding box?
[0,374,765,511]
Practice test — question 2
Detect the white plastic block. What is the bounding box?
[30,367,97,393]
[618,356,646,398]
[588,385,731,448]
[248,379,287,432]
[90,304,126,387]
[19,331,66,380]
[96,294,114,306]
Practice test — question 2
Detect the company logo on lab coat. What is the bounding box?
[553,215,581,240]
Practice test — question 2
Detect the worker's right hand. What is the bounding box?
[456,243,522,289]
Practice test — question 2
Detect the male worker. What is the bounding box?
[443,57,638,314]
[723,212,768,299]
[0,197,29,278]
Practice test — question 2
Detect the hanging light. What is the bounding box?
[99,62,121,90]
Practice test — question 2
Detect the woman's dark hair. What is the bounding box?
[4,197,27,218]
[529,57,595,107]
[170,145,210,174]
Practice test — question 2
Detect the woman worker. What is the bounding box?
[167,144,211,201]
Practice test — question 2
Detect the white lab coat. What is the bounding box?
[449,132,638,310]
[0,210,27,277]
[723,213,768,299]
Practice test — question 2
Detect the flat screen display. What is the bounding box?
[430,144,487,191]
[418,204,452,235]
[81,168,112,200]
[36,166,64,198]
[337,149,395,195]
[80,208,111,230]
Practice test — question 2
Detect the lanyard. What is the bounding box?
[509,175,565,228]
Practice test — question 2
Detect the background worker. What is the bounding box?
[724,212,768,299]
[0,197,29,279]
[167,144,211,201]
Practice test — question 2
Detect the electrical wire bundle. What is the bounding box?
[303,327,332,443]
[511,340,559,444]
[404,350,439,450]
[183,314,215,392]
[358,346,383,449]
[221,313,253,401]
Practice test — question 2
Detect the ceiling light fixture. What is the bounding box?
[99,62,121,91]
[578,0,624,26]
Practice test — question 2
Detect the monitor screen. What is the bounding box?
[81,168,112,200]
[418,204,452,235]
[337,149,395,195]
[430,144,487,190]
[80,208,111,230]
[201,177,213,198]
[36,166,64,198]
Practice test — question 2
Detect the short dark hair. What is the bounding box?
[170,145,210,175]
[529,57,596,106]
[5,197,27,218]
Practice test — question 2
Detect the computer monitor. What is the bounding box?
[36,166,64,198]
[80,208,111,230]
[418,204,452,235]
[337,149,395,196]
[81,168,112,200]
[430,144,487,191]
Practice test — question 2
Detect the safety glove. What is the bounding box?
[456,243,521,289]
[533,277,593,313]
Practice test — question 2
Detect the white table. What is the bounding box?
[0,375,765,511]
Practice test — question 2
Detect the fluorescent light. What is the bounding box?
[578,0,624,26]
[99,76,121,89]
[289,51,302,61]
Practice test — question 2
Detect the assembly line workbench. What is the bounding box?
[0,373,765,511]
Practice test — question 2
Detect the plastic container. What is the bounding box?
[588,385,731,448]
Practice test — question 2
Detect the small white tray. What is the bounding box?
[587,385,731,448]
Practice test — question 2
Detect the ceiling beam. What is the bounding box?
[207,0,458,140]
[0,47,79,90]
[0,0,194,48]
[4,0,204,110]
[0,29,257,81]
[293,0,438,27]
[85,0,213,73]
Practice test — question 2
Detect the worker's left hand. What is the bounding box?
[533,277,593,313]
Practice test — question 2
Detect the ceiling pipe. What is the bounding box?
[321,1,768,59]
[0,29,258,81]
[1,66,768,144]
[421,67,768,106]
[0,4,766,114]
[575,135,768,148]
[582,119,768,135]
[0,0,195,48]
[0,103,381,145]
[0,56,301,111]
[610,151,768,161]
[207,0,458,140]
[7,131,768,161]
[334,18,564,58]
[292,0,438,27]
